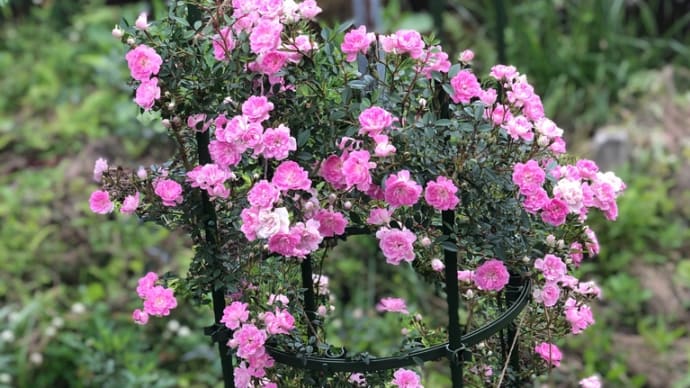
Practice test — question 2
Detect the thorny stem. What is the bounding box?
[496,312,526,387]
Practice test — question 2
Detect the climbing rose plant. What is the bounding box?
[90,1,623,386]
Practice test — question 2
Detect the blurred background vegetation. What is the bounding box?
[1,0,689,387]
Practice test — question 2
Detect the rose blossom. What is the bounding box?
[457,270,475,283]
[267,294,290,306]
[134,12,149,30]
[431,258,445,272]
[256,207,290,239]
[416,45,451,78]
[579,375,602,388]
[366,208,392,225]
[262,308,295,335]
[473,259,509,291]
[391,368,423,388]
[142,285,178,317]
[89,190,114,214]
[242,95,274,123]
[260,124,296,160]
[564,298,595,334]
[313,209,347,237]
[537,282,561,307]
[132,309,149,325]
[268,232,300,257]
[319,155,346,189]
[154,179,183,206]
[534,342,562,367]
[512,160,545,195]
[93,158,108,182]
[298,0,322,19]
[424,176,460,210]
[459,49,474,62]
[290,219,323,257]
[249,19,282,54]
[534,254,567,282]
[450,70,482,104]
[120,192,140,215]
[271,161,311,191]
[342,150,376,191]
[125,45,162,81]
[249,50,288,75]
[134,77,161,110]
[376,297,409,314]
[136,272,158,299]
[228,324,267,359]
[384,170,423,207]
[212,26,235,61]
[376,227,417,265]
[247,180,281,209]
[358,106,395,137]
[379,30,425,59]
[541,198,569,226]
[221,301,250,330]
[341,25,375,62]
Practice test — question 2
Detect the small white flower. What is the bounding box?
[71,303,86,315]
[1,330,15,343]
[0,373,11,384]
[167,320,180,332]
[29,352,43,365]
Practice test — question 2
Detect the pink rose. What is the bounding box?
[142,285,178,317]
[89,190,114,214]
[319,155,347,189]
[342,150,376,191]
[358,106,395,137]
[376,227,416,265]
[541,198,569,226]
[125,45,162,81]
[154,179,183,207]
[220,301,250,330]
[450,70,482,104]
[212,26,235,61]
[376,297,409,314]
[473,259,509,291]
[120,192,140,215]
[242,95,274,123]
[391,368,422,388]
[134,77,161,111]
[424,175,460,210]
[341,26,375,62]
[260,124,296,160]
[384,170,422,207]
[132,309,149,325]
[249,19,282,55]
[271,161,311,191]
[313,210,347,237]
[534,342,562,367]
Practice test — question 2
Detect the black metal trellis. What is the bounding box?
[262,220,531,387]
[189,0,524,385]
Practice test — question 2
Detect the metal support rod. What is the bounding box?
[183,3,234,387]
[197,129,236,388]
[505,274,522,373]
[442,210,463,387]
[301,256,317,338]
[494,0,507,64]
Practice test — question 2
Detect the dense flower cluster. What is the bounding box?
[89,0,627,385]
[132,272,178,325]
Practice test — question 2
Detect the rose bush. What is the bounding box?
[90,1,624,386]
